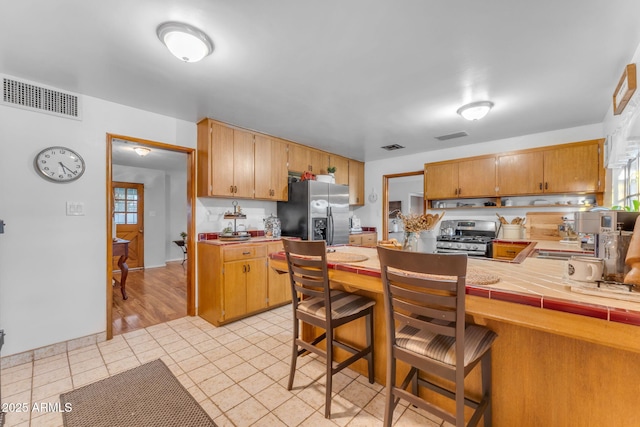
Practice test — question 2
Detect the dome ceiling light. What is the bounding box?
[456,101,494,121]
[157,22,214,63]
[133,147,151,157]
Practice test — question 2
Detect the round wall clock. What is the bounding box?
[34,146,86,183]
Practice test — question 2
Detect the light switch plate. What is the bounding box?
[66,201,85,216]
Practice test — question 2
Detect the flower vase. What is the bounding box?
[403,232,420,252]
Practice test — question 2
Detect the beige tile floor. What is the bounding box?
[1,305,449,427]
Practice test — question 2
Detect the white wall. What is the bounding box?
[167,170,188,262]
[113,165,188,267]
[354,123,605,236]
[0,95,196,356]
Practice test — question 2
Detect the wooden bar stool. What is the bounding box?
[377,247,497,426]
[282,239,375,418]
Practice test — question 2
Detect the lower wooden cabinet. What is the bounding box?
[348,232,376,247]
[267,241,291,307]
[198,240,291,326]
[492,241,528,261]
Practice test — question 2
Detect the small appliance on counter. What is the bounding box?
[350,215,363,233]
[574,210,640,282]
[219,201,251,241]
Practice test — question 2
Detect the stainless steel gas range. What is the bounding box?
[436,219,497,257]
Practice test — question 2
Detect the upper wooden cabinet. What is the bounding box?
[542,141,602,193]
[254,136,288,201]
[425,156,496,199]
[349,159,365,205]
[427,139,605,203]
[198,118,365,202]
[497,152,544,195]
[288,144,329,175]
[497,139,603,195]
[198,120,253,198]
[329,155,350,185]
[198,119,288,200]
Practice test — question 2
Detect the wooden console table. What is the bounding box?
[112,238,130,300]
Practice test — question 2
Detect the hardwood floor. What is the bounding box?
[112,261,187,336]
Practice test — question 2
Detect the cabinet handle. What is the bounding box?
[458,188,462,196]
[234,185,238,193]
[247,264,250,272]
[545,182,548,190]
[230,185,234,193]
[242,265,246,273]
[539,182,543,190]
[454,188,458,195]
[242,251,251,255]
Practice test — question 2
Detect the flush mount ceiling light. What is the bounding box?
[157,22,213,63]
[456,101,494,121]
[133,147,151,157]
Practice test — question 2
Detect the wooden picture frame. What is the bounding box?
[613,63,637,116]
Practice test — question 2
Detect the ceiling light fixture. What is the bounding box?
[456,101,494,121]
[157,22,214,63]
[133,147,151,157]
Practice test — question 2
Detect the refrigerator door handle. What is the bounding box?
[327,206,334,246]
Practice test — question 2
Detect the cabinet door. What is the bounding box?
[233,129,255,198]
[246,259,268,313]
[222,260,247,320]
[349,234,362,245]
[497,152,544,195]
[210,123,235,196]
[197,119,213,197]
[543,143,600,193]
[267,242,291,306]
[254,136,288,201]
[310,149,329,175]
[271,139,289,201]
[457,157,496,197]
[362,233,376,247]
[254,134,274,200]
[348,160,365,205]
[288,143,311,173]
[425,162,458,199]
[330,155,350,185]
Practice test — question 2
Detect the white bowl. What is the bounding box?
[316,174,334,183]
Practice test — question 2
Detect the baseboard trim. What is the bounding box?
[0,331,106,369]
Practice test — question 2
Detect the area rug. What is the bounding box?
[59,359,217,427]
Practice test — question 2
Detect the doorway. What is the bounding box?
[382,170,425,240]
[106,134,196,340]
[112,182,144,269]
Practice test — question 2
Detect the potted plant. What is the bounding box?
[327,166,336,176]
[180,231,187,241]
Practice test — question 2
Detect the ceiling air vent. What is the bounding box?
[381,144,405,151]
[435,131,468,141]
[2,75,82,120]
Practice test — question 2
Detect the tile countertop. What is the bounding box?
[198,236,288,246]
[269,245,640,327]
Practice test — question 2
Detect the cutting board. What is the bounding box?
[526,212,565,240]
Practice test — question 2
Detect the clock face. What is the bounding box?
[34,146,85,183]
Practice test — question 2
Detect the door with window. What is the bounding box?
[113,182,144,269]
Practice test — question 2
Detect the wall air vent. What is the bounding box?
[435,131,468,141]
[1,75,82,120]
[381,144,405,151]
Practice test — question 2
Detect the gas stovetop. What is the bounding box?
[436,219,496,256]
[436,235,493,244]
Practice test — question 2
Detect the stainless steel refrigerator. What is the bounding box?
[277,180,350,245]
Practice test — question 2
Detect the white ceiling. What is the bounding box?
[2,0,640,163]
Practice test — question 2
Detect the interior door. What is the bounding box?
[113,182,144,269]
